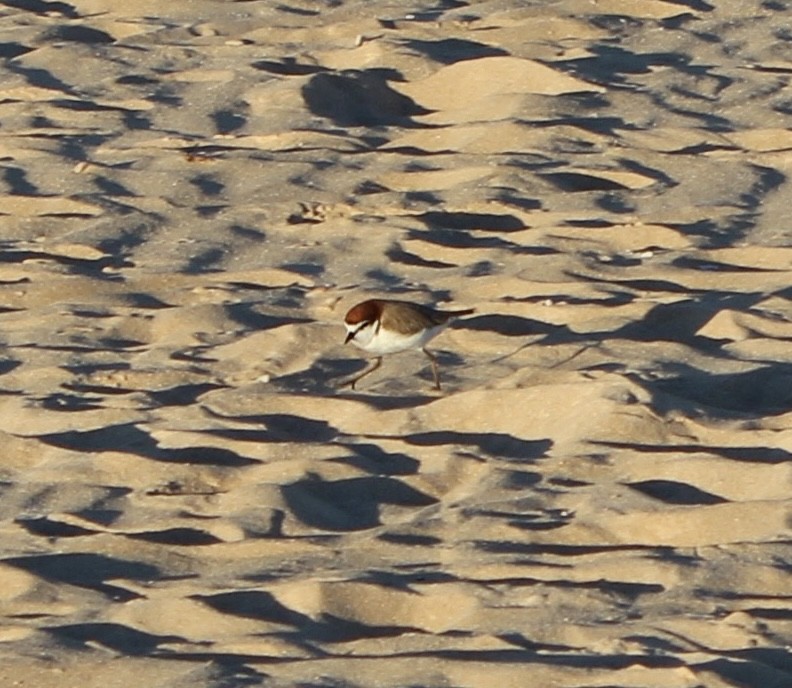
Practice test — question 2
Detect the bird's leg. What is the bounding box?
[342,357,382,390]
[423,348,441,390]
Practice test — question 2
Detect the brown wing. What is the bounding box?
[379,300,473,333]
[378,301,436,334]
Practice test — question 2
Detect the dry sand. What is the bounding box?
[0,0,791,686]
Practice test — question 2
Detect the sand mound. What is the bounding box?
[0,1,790,686]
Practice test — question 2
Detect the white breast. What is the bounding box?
[348,322,447,355]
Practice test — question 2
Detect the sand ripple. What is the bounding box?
[0,1,790,686]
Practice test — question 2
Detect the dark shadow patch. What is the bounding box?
[72,508,124,527]
[5,61,75,94]
[499,633,576,653]
[302,69,431,126]
[224,302,311,330]
[408,227,556,254]
[672,256,778,272]
[34,422,258,466]
[555,43,729,94]
[466,260,497,277]
[145,481,223,497]
[621,633,688,654]
[598,277,703,294]
[502,471,543,489]
[541,171,629,192]
[402,37,508,64]
[474,540,651,556]
[503,291,635,307]
[363,267,408,288]
[596,192,635,214]
[0,42,32,58]
[279,261,325,276]
[608,293,765,345]
[742,608,792,621]
[398,432,552,461]
[275,4,320,16]
[51,98,127,113]
[386,244,456,268]
[94,175,136,197]
[254,413,339,442]
[593,440,792,464]
[331,442,420,476]
[2,0,79,17]
[388,0,468,22]
[378,532,443,546]
[0,246,130,275]
[128,292,173,309]
[475,572,664,598]
[354,179,390,195]
[494,191,542,211]
[3,166,38,195]
[403,191,442,207]
[0,359,22,375]
[196,205,227,218]
[588,14,644,34]
[418,211,525,232]
[38,392,104,411]
[695,656,792,688]
[116,73,158,86]
[229,224,265,240]
[548,477,591,488]
[126,528,223,546]
[170,347,218,364]
[202,412,339,443]
[264,361,352,395]
[357,569,456,589]
[4,553,159,600]
[183,247,225,273]
[41,25,114,43]
[661,0,714,12]
[46,623,181,655]
[252,58,326,76]
[281,475,437,531]
[617,157,677,187]
[336,388,441,411]
[625,479,728,505]
[190,173,224,197]
[676,166,783,249]
[406,648,684,670]
[98,337,146,349]
[304,613,418,642]
[146,383,224,407]
[463,314,569,338]
[466,506,573,531]
[16,516,98,538]
[642,363,792,416]
[195,590,312,626]
[212,108,247,134]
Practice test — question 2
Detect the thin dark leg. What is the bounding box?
[423,348,441,390]
[343,357,382,390]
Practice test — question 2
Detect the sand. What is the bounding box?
[0,0,790,686]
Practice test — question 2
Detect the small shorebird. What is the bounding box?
[342,298,474,390]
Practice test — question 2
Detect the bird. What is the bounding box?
[342,298,474,390]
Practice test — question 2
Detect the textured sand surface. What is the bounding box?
[0,1,791,686]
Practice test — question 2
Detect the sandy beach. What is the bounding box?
[0,1,790,686]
